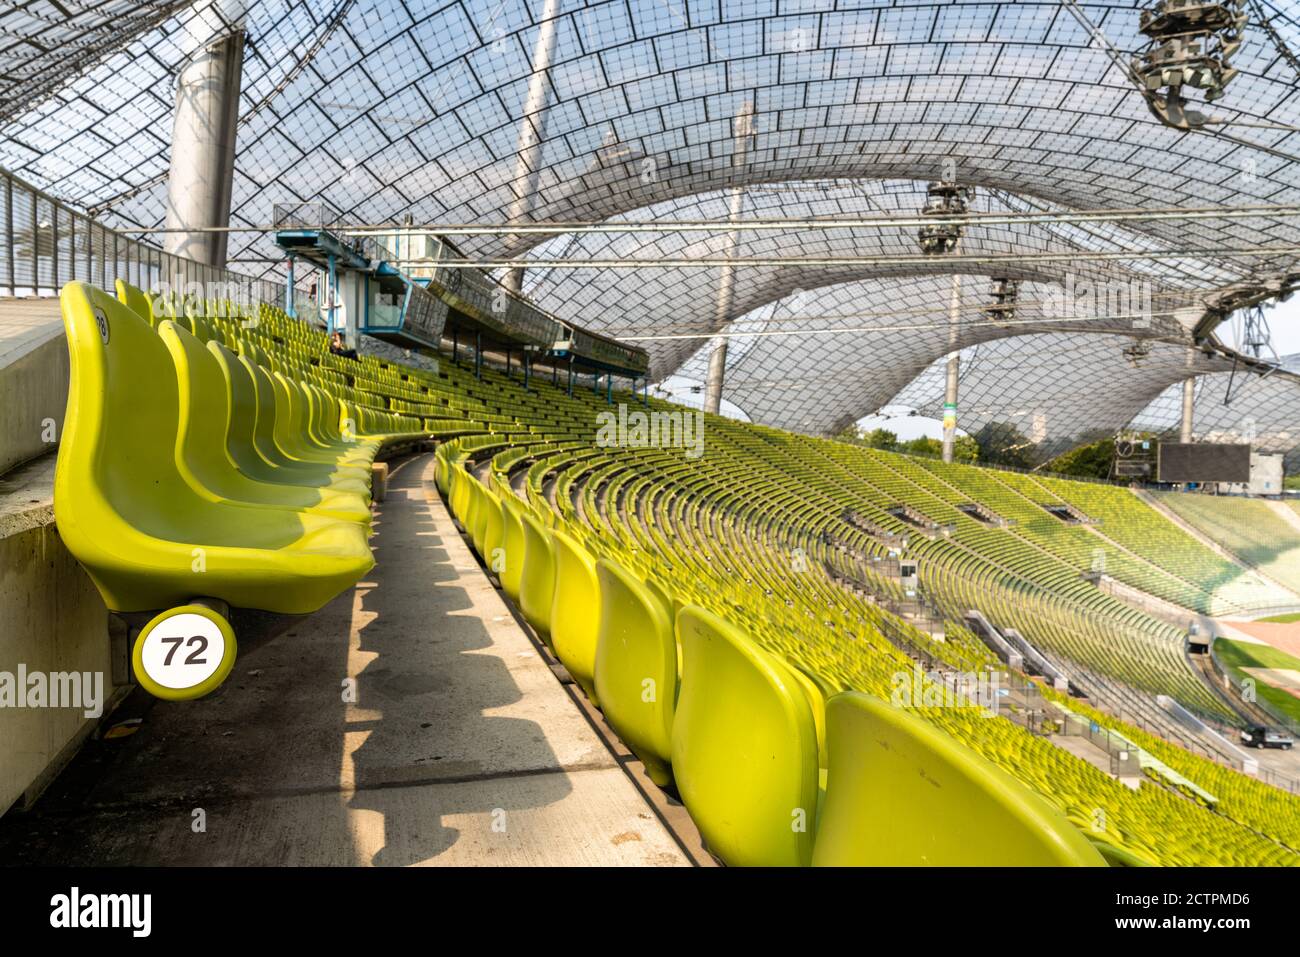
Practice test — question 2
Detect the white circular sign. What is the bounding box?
[138,612,227,691]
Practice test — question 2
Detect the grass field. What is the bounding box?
[1215,638,1300,726]
[1259,612,1300,624]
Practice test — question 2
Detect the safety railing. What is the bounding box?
[2,168,283,307]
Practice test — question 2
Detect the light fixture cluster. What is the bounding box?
[1132,0,1248,128]
[917,182,974,255]
[983,278,1020,326]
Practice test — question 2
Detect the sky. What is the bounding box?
[1231,297,1300,359]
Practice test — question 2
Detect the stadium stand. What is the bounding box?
[48,280,1300,866]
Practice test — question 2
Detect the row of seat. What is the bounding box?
[438,441,1106,866]
[419,359,1298,865]
[54,282,425,615]
[58,282,1300,864]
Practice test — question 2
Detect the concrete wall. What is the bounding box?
[0,301,67,475]
[0,497,125,815]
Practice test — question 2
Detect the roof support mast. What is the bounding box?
[163,0,245,272]
[703,102,755,416]
[502,0,561,298]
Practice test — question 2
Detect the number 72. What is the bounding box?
[160,635,208,666]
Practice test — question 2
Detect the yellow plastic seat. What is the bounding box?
[498,491,526,601]
[811,692,1107,866]
[672,605,819,866]
[549,529,602,704]
[269,372,373,476]
[594,558,676,786]
[479,487,505,571]
[1088,838,1153,867]
[206,342,371,498]
[239,353,372,491]
[158,322,371,523]
[54,283,374,615]
[782,659,829,769]
[293,379,377,465]
[518,511,556,642]
[468,479,489,555]
[114,280,156,324]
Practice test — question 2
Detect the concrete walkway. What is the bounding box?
[0,454,689,866]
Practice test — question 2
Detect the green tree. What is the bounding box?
[975,421,1035,469]
[1047,437,1116,481]
[899,436,942,457]
[953,435,980,464]
[861,428,899,450]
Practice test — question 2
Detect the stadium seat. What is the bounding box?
[498,490,526,601]
[672,605,820,866]
[811,691,1106,866]
[594,558,677,785]
[549,529,602,705]
[518,511,556,642]
[478,486,505,569]
[54,283,375,615]
[115,279,156,325]
[158,321,372,523]
[203,341,368,496]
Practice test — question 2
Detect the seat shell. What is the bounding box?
[671,605,819,866]
[54,283,374,615]
[594,558,676,785]
[811,691,1107,866]
[549,530,602,704]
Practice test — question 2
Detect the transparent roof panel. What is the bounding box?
[3,0,1299,452]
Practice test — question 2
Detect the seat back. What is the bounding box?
[518,511,556,640]
[158,320,244,496]
[672,605,819,866]
[498,491,526,601]
[56,284,191,523]
[594,558,676,785]
[782,659,829,769]
[114,280,156,325]
[549,530,601,702]
[208,340,280,475]
[241,356,295,467]
[811,691,1106,866]
[479,488,505,570]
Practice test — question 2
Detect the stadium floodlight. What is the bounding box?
[1123,340,1154,368]
[1132,0,1249,128]
[917,182,974,255]
[983,278,1020,328]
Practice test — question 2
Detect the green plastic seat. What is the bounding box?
[672,605,820,866]
[811,691,1107,866]
[550,529,602,705]
[54,283,375,615]
[158,322,371,523]
[518,511,556,642]
[594,558,676,786]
